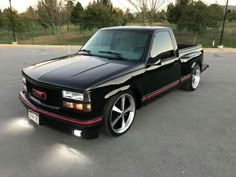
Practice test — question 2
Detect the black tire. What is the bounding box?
[181,64,201,91]
[103,91,136,137]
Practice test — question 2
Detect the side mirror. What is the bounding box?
[146,57,162,66]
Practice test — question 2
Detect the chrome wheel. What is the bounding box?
[192,66,201,89]
[110,93,136,134]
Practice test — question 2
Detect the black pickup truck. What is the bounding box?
[19,26,208,139]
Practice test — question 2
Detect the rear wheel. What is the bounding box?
[104,91,136,136]
[181,64,201,91]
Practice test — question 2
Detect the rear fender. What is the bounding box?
[180,51,203,75]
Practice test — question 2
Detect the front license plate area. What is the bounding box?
[28,109,40,125]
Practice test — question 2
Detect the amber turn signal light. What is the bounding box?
[84,104,92,112]
[63,101,91,112]
[63,101,74,109]
[75,103,83,111]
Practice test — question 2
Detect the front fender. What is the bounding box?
[104,85,130,99]
[89,67,146,114]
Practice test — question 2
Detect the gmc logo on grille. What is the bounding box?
[32,88,47,101]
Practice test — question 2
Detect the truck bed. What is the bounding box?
[178,44,202,58]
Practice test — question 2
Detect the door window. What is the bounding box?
[150,31,175,60]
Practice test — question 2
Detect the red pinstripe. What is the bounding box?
[180,74,191,82]
[142,80,180,101]
[142,74,191,101]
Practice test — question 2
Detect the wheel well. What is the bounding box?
[131,88,142,109]
[199,62,202,70]
[197,61,202,69]
[196,55,203,69]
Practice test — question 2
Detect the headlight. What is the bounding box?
[22,77,26,84]
[22,77,27,92]
[62,90,84,101]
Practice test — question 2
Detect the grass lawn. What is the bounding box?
[0,22,235,48]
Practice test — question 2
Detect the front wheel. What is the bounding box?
[181,64,201,91]
[104,91,136,136]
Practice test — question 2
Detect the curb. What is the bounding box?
[0,44,236,53]
[204,48,236,53]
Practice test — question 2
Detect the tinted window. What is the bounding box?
[81,30,149,61]
[150,31,175,59]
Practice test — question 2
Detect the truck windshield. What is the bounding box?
[79,30,149,61]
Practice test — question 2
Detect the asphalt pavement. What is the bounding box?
[0,47,235,177]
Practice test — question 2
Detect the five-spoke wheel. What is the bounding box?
[104,92,136,136]
[192,65,201,89]
[181,64,201,91]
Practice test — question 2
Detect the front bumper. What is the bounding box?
[19,91,102,139]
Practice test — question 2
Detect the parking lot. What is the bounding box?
[0,47,235,177]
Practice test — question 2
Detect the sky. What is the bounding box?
[0,0,235,13]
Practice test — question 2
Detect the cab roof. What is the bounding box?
[101,26,169,31]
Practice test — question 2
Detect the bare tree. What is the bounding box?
[37,0,67,42]
[126,0,166,25]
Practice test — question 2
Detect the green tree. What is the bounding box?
[167,0,193,29]
[66,0,74,32]
[157,10,167,22]
[38,20,49,32]
[82,1,126,30]
[227,10,236,22]
[21,7,37,31]
[167,0,222,43]
[207,4,224,28]
[166,3,181,24]
[99,0,112,6]
[83,1,112,29]
[2,9,24,34]
[0,9,2,28]
[71,1,84,25]
[124,9,134,23]
[112,8,127,26]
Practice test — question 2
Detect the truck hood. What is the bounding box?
[23,55,135,90]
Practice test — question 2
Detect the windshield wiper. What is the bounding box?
[78,49,92,55]
[98,51,125,60]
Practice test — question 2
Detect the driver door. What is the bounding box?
[142,30,181,101]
